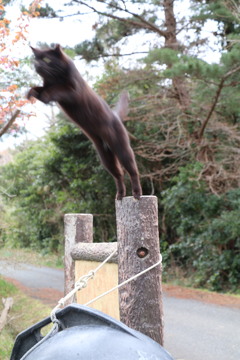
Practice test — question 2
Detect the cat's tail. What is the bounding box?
[114,90,129,121]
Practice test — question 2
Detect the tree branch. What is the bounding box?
[98,0,167,37]
[0,298,13,333]
[0,185,16,198]
[0,109,20,138]
[198,65,240,139]
[79,51,148,61]
[72,0,168,37]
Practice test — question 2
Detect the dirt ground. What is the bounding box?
[162,283,240,308]
[4,276,64,306]
[4,276,240,309]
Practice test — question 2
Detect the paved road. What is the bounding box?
[0,260,64,291]
[0,260,240,360]
[163,296,240,360]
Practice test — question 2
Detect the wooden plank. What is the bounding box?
[75,260,119,319]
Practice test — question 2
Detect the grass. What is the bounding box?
[0,247,64,268]
[162,264,240,297]
[0,247,62,359]
[0,277,51,360]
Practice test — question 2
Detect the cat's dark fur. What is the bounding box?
[27,44,142,200]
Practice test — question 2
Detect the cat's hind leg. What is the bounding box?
[94,139,126,200]
[108,120,142,199]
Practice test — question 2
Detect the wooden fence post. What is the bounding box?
[64,214,93,296]
[116,196,164,345]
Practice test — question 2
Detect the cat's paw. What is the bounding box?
[40,92,51,104]
[132,187,142,200]
[116,193,124,201]
[116,189,126,201]
[27,88,39,100]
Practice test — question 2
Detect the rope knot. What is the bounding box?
[75,270,95,290]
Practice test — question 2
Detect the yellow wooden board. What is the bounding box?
[75,260,119,320]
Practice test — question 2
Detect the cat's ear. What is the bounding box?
[30,46,42,58]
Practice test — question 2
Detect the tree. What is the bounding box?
[0,117,119,251]
[38,1,192,108]
[1,112,239,292]
[0,0,41,138]
[2,0,240,292]
[31,1,240,194]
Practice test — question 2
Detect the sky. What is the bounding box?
[1,0,220,151]
[1,0,98,150]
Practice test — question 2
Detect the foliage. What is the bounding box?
[0,118,120,251]
[0,247,63,268]
[0,277,51,360]
[0,0,41,137]
[1,0,240,293]
[161,164,240,292]
[0,138,62,251]
[1,112,240,292]
[33,0,240,194]
[0,276,17,297]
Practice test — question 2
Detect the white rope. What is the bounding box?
[21,250,119,359]
[21,252,162,360]
[85,254,162,306]
[51,248,118,322]
[51,249,162,322]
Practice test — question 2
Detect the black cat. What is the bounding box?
[27,44,142,200]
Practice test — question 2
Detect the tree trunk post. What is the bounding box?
[64,214,93,296]
[116,196,164,345]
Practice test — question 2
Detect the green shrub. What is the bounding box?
[162,163,240,292]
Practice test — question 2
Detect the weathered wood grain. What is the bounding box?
[116,196,164,345]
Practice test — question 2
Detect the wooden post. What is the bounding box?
[0,297,13,332]
[116,196,164,345]
[64,214,93,296]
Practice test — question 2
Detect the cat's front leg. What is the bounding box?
[27,86,54,104]
[27,86,44,101]
[28,85,73,104]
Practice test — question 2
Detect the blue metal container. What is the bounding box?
[11,304,174,360]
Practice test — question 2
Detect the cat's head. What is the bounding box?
[30,44,71,83]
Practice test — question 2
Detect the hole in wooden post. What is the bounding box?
[137,247,149,258]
